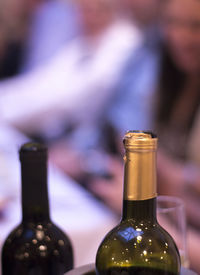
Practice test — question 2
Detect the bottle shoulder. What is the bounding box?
[96,219,180,273]
[100,219,178,247]
[2,221,72,253]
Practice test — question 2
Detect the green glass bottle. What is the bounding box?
[96,131,181,275]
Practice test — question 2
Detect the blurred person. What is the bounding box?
[47,0,162,181]
[92,0,200,220]
[89,0,200,272]
[0,0,140,130]
[87,0,162,202]
[0,0,141,165]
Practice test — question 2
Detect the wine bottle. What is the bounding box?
[96,131,181,275]
[2,142,73,275]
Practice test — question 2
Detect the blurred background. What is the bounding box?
[0,0,200,273]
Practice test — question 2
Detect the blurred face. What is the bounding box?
[123,0,160,26]
[162,0,200,74]
[77,0,115,36]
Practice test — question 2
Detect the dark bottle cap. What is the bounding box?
[19,142,47,162]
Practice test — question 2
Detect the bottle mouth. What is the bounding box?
[19,142,47,162]
[123,130,157,151]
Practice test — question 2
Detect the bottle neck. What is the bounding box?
[122,146,157,221]
[21,160,50,223]
[122,198,157,221]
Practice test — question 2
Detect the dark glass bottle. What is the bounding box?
[2,142,73,275]
[96,131,181,275]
